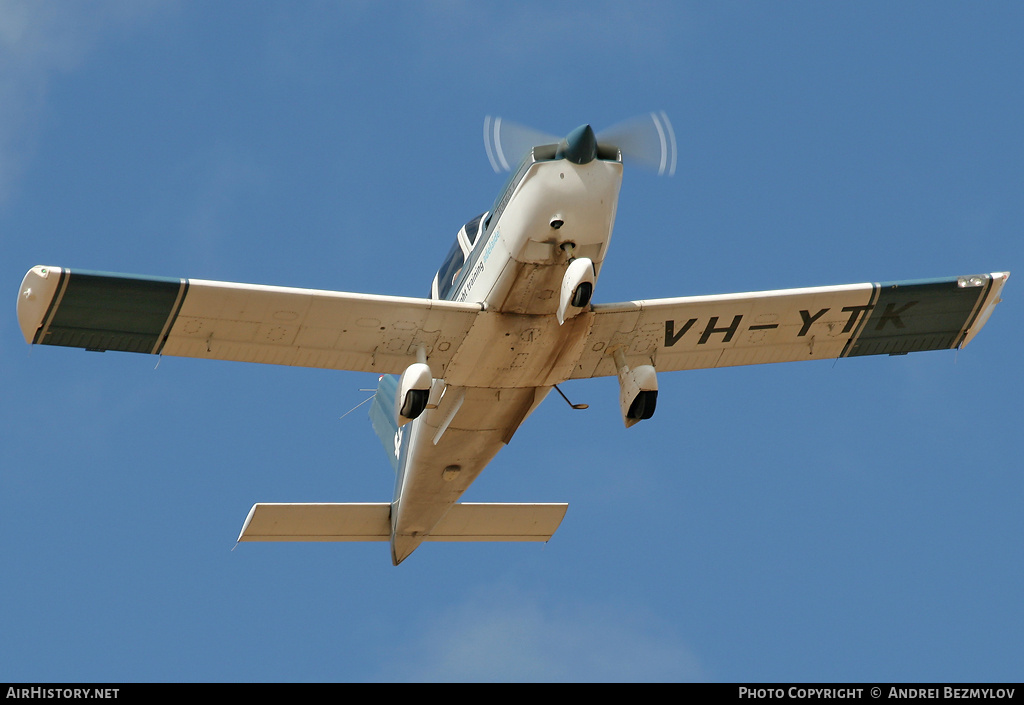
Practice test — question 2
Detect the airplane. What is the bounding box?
[16,113,1009,565]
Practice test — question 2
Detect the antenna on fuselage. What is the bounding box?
[553,384,589,410]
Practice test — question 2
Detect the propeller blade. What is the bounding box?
[484,116,558,172]
[597,111,677,176]
[483,112,677,176]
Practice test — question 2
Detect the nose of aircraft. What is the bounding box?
[556,124,597,165]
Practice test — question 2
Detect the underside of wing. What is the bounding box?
[572,272,1009,378]
[17,266,483,376]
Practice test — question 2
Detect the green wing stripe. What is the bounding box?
[845,276,990,357]
[37,270,186,354]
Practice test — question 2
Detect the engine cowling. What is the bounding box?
[395,362,432,427]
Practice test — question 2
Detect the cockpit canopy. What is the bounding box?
[431,212,487,300]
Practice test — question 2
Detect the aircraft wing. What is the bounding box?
[17,266,483,375]
[572,272,1009,378]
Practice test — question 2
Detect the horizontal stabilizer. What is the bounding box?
[238,503,391,542]
[428,502,568,541]
[237,502,568,542]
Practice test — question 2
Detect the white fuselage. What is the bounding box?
[389,155,623,563]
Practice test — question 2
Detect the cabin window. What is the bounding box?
[463,213,485,247]
[435,239,465,300]
[433,212,489,300]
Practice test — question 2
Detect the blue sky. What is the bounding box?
[2,1,1021,682]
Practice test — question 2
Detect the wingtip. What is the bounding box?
[17,266,63,345]
[236,504,259,543]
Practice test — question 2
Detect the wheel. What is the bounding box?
[400,389,429,419]
[571,281,593,308]
[626,390,657,421]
